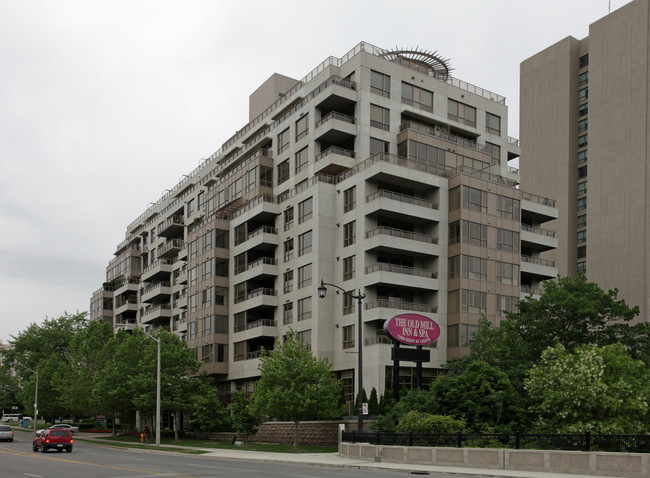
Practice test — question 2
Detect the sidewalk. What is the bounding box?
[83,434,617,478]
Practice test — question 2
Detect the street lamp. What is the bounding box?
[12,362,38,434]
[144,333,161,447]
[318,279,366,431]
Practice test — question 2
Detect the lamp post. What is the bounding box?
[12,362,38,434]
[144,333,161,447]
[318,279,365,431]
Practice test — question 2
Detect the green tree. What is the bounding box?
[189,379,232,433]
[428,360,520,432]
[525,343,650,434]
[368,388,379,416]
[228,390,260,436]
[396,410,465,434]
[250,330,343,448]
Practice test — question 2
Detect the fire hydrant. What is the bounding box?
[140,433,144,443]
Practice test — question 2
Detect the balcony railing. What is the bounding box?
[521,191,556,208]
[366,226,438,245]
[400,121,486,153]
[235,225,278,246]
[142,258,174,276]
[365,299,437,314]
[142,281,171,295]
[315,146,355,162]
[521,255,555,268]
[365,263,438,279]
[365,335,394,346]
[157,238,184,256]
[522,285,543,295]
[141,304,172,317]
[315,111,356,129]
[234,319,277,333]
[234,257,278,275]
[366,189,439,210]
[234,288,278,304]
[521,224,556,238]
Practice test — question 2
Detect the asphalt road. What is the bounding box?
[0,433,468,478]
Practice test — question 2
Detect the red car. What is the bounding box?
[32,428,73,453]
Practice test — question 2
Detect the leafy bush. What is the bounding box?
[396,411,465,434]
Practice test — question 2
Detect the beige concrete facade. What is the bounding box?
[520,0,650,322]
[91,42,557,403]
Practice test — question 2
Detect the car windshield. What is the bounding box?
[0,426,11,431]
[49,430,69,437]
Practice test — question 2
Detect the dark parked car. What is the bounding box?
[33,429,73,453]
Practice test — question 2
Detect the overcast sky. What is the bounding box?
[0,0,632,343]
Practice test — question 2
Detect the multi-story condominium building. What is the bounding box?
[520,0,650,323]
[91,42,558,404]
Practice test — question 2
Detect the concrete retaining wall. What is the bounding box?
[339,443,650,478]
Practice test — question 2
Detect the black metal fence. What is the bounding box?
[341,431,650,453]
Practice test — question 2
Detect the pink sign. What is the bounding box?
[383,313,440,346]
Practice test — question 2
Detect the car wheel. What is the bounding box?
[66,448,72,453]
[32,443,37,452]
[41,446,47,453]
[9,439,13,442]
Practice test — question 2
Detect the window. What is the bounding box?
[449,187,461,211]
[343,221,356,247]
[295,114,308,141]
[578,197,587,211]
[283,238,294,262]
[277,159,290,184]
[231,177,243,200]
[283,270,293,293]
[283,208,294,232]
[202,230,213,252]
[201,344,213,363]
[245,166,257,193]
[462,186,488,213]
[579,54,589,68]
[497,196,520,220]
[295,147,308,173]
[578,134,588,148]
[370,70,391,97]
[407,140,446,165]
[578,88,588,102]
[370,137,389,156]
[343,255,355,281]
[577,181,587,196]
[189,294,198,313]
[577,261,587,273]
[343,292,355,315]
[202,259,213,280]
[188,320,198,340]
[342,325,355,349]
[297,296,312,321]
[496,262,519,285]
[401,82,433,112]
[447,324,459,347]
[485,142,501,163]
[260,165,272,187]
[579,71,589,86]
[577,214,587,229]
[283,302,293,325]
[496,296,517,317]
[188,239,199,260]
[297,329,312,348]
[298,197,313,223]
[463,220,488,247]
[461,290,487,314]
[462,255,487,280]
[298,230,312,256]
[577,230,587,244]
[448,255,460,279]
[497,229,519,253]
[578,165,587,179]
[448,99,476,127]
[486,112,501,136]
[448,290,460,314]
[215,315,227,333]
[370,104,390,130]
[188,266,199,286]
[218,188,228,208]
[344,186,356,213]
[297,263,312,289]
[578,150,588,164]
[449,220,461,245]
[578,102,588,117]
[201,315,212,336]
[578,118,588,133]
[277,128,290,154]
[577,245,587,259]
[202,287,212,307]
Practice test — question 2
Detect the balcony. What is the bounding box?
[521,224,558,252]
[140,304,172,324]
[520,255,557,280]
[365,189,439,223]
[365,263,438,290]
[234,257,278,282]
[114,296,138,316]
[141,281,172,303]
[157,215,184,238]
[314,112,356,143]
[314,146,356,175]
[157,238,184,259]
[365,226,440,257]
[141,259,173,282]
[364,299,438,323]
[114,278,140,297]
[234,226,278,252]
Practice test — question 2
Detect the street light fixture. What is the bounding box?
[12,362,38,434]
[144,332,161,447]
[318,279,366,431]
